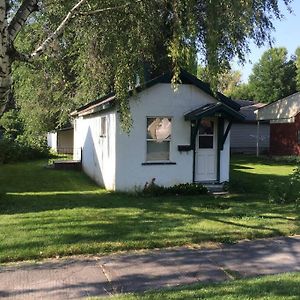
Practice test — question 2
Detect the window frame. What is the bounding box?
[99,116,107,138]
[198,119,215,149]
[145,116,172,163]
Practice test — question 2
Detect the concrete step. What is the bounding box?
[203,183,225,193]
[53,160,81,171]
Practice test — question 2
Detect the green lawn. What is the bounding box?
[101,272,300,300]
[0,156,299,263]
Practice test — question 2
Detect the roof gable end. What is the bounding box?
[72,69,240,116]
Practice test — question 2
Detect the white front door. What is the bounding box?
[195,118,217,182]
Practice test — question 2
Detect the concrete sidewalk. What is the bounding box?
[0,235,299,299]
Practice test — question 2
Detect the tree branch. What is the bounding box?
[8,0,39,41]
[30,0,87,60]
[78,0,142,16]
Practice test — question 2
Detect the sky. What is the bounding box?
[233,0,300,82]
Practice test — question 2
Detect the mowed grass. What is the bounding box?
[102,272,300,300]
[0,156,299,263]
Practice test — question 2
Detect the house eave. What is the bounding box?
[184,103,244,122]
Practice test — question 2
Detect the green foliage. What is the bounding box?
[0,139,49,164]
[9,0,293,132]
[13,20,79,135]
[295,47,300,91]
[0,110,23,140]
[268,166,300,204]
[228,83,254,100]
[271,155,300,164]
[198,65,243,97]
[0,108,48,152]
[0,110,49,164]
[248,47,297,103]
[142,181,208,196]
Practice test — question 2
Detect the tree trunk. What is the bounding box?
[0,0,12,115]
[0,0,87,115]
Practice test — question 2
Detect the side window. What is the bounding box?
[100,116,107,138]
[298,130,300,145]
[146,117,172,161]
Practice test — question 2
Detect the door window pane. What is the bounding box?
[199,120,213,134]
[199,136,214,149]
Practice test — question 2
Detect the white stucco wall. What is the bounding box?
[47,132,57,151]
[73,110,116,190]
[114,83,230,191]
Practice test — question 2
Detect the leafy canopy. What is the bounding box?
[248,47,297,103]
[11,0,293,132]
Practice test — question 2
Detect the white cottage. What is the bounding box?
[71,70,243,191]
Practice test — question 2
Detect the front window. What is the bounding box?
[146,117,172,161]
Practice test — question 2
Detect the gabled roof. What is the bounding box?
[232,100,267,122]
[256,92,300,122]
[184,103,244,122]
[71,69,240,117]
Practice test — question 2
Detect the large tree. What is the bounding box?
[295,47,300,91]
[0,0,294,130]
[248,47,297,103]
[197,65,242,96]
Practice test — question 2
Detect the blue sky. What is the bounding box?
[233,0,300,82]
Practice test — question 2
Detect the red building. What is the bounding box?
[257,92,300,156]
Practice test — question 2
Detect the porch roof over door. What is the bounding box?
[184,102,244,121]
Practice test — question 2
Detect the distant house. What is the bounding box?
[256,92,300,156]
[71,70,244,191]
[231,100,270,154]
[47,127,74,154]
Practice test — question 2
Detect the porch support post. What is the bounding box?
[217,118,225,182]
[221,119,233,150]
[192,119,201,182]
[256,120,260,157]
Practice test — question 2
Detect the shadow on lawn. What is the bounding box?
[230,167,296,194]
[0,192,299,262]
[231,154,297,167]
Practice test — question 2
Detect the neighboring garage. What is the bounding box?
[231,100,270,154]
[256,92,300,156]
[47,127,74,154]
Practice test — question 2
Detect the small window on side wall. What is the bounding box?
[298,130,300,145]
[146,117,172,161]
[100,116,107,138]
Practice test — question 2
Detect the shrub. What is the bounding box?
[271,156,300,164]
[268,166,300,204]
[0,139,49,164]
[142,179,208,196]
